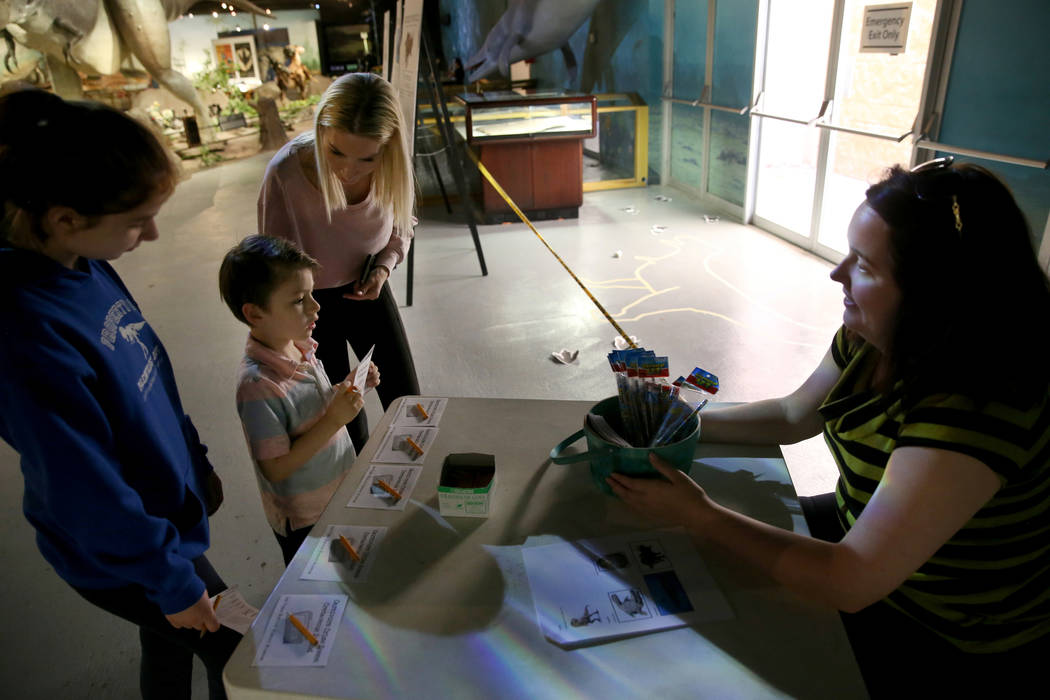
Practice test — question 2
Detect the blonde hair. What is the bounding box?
[312,73,415,236]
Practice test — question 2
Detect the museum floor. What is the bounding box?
[0,151,848,697]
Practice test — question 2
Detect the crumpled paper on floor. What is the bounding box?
[551,349,580,364]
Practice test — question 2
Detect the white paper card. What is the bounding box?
[372,425,437,464]
[522,531,733,648]
[351,344,375,394]
[392,397,448,428]
[251,594,346,667]
[210,585,258,635]
[346,464,422,511]
[300,524,387,582]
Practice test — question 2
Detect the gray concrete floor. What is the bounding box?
[0,150,845,697]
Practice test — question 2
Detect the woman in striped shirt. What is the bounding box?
[609,158,1050,695]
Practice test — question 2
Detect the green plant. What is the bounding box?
[192,51,257,118]
[198,144,224,168]
[278,94,321,122]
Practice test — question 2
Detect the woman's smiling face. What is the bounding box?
[829,202,902,352]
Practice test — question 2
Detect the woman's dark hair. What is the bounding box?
[865,161,1050,405]
[219,235,319,325]
[0,89,177,241]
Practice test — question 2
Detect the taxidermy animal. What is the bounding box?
[0,0,266,140]
[465,0,601,84]
[265,48,309,104]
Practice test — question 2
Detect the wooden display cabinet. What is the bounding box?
[454,91,597,223]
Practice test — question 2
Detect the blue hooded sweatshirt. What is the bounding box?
[0,247,214,615]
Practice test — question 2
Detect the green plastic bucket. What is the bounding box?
[549,396,700,495]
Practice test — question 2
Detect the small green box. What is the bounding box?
[438,453,495,518]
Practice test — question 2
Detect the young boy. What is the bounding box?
[219,235,379,565]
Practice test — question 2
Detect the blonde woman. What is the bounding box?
[258,72,419,453]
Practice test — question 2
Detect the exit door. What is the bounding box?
[750,0,942,259]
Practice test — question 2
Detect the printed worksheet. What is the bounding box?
[391,397,448,428]
[372,425,438,464]
[300,524,387,583]
[210,585,258,635]
[521,530,733,648]
[346,464,422,511]
[251,593,346,667]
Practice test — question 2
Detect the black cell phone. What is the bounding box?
[359,254,376,285]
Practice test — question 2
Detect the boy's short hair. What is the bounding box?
[219,235,319,325]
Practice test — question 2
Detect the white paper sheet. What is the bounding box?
[300,524,387,583]
[350,344,375,394]
[521,530,733,648]
[251,594,347,667]
[210,585,258,635]
[372,425,437,464]
[391,397,448,428]
[346,464,422,511]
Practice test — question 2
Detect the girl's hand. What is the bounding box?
[326,382,364,425]
[365,361,380,390]
[345,265,389,301]
[165,590,220,634]
[606,453,711,528]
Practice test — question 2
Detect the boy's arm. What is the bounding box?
[242,380,363,484]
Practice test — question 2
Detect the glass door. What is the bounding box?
[751,0,941,259]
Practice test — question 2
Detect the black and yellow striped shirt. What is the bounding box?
[820,326,1050,652]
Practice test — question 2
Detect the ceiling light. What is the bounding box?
[212,11,218,17]
[221,2,227,7]
[263,23,270,30]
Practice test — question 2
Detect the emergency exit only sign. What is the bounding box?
[860,3,912,54]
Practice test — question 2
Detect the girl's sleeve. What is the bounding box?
[0,326,204,615]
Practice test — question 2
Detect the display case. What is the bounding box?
[454,91,598,223]
[456,91,596,144]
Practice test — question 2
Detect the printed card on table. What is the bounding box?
[521,530,733,648]
[373,425,437,464]
[300,524,386,583]
[392,397,448,428]
[346,464,422,511]
[251,593,346,667]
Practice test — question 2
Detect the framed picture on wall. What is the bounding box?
[212,36,261,86]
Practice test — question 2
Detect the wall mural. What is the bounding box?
[0,0,267,140]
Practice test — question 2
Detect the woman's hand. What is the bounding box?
[345,265,390,301]
[165,590,220,634]
[606,453,713,529]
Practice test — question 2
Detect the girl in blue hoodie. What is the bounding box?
[0,89,239,699]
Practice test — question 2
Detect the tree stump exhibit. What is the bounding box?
[256,97,288,151]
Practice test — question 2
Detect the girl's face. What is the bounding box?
[324,130,383,190]
[829,203,902,353]
[46,188,171,268]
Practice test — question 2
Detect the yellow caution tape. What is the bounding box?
[463,146,637,350]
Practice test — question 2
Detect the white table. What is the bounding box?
[224,397,867,699]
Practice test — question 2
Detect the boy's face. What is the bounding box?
[252,268,320,344]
